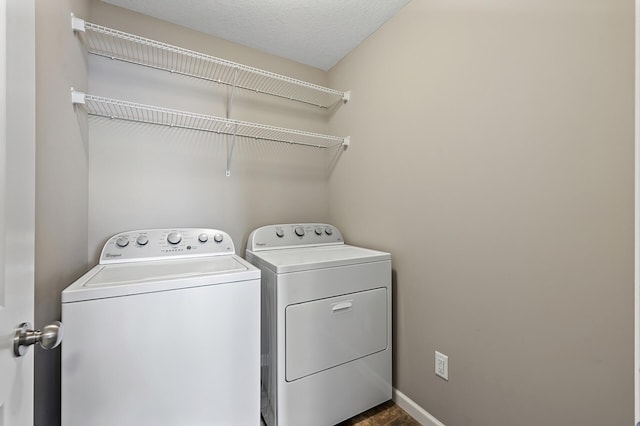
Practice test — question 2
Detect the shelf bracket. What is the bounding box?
[342,91,351,103]
[71,14,85,32]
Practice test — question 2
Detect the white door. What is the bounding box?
[636,1,640,424]
[0,0,36,424]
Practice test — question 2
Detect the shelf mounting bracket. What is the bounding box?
[342,136,350,151]
[71,13,85,32]
[70,88,85,104]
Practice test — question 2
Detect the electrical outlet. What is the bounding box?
[435,351,448,381]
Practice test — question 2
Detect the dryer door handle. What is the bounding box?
[332,301,353,312]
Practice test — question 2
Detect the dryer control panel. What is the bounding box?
[100,228,235,264]
[247,223,343,251]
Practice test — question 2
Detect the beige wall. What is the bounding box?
[86,1,333,260]
[328,1,634,425]
[34,0,89,424]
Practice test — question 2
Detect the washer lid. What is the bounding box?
[62,255,259,303]
[246,244,390,274]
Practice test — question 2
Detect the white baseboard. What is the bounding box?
[392,388,446,426]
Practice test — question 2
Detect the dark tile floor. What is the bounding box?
[338,401,420,426]
[260,401,420,426]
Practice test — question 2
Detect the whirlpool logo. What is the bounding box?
[105,253,122,258]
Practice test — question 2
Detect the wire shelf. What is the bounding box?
[72,17,350,109]
[72,92,348,150]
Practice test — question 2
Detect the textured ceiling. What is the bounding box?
[101,0,411,70]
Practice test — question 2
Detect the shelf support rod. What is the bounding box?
[225,68,239,176]
[226,125,238,177]
[226,68,238,119]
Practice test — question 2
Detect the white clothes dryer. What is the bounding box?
[245,223,392,426]
[61,228,260,426]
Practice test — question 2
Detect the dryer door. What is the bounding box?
[285,287,388,381]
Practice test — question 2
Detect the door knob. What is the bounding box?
[13,321,63,357]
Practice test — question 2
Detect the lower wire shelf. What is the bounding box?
[71,91,349,176]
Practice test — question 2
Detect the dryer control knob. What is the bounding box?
[213,234,224,243]
[167,232,182,245]
[275,228,284,238]
[294,226,305,237]
[314,227,323,235]
[198,233,208,243]
[136,235,149,246]
[324,227,333,236]
[115,236,129,248]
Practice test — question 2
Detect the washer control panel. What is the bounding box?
[247,223,343,251]
[100,228,234,264]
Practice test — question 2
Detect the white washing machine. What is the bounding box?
[61,228,261,426]
[245,223,392,426]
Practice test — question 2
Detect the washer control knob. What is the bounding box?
[294,226,305,237]
[115,236,129,248]
[324,227,333,236]
[275,228,284,238]
[213,234,224,243]
[198,233,208,243]
[167,232,182,245]
[314,226,323,236]
[136,235,149,246]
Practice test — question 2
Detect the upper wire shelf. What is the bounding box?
[71,91,349,150]
[71,16,350,109]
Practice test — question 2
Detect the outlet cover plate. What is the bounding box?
[435,350,449,381]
